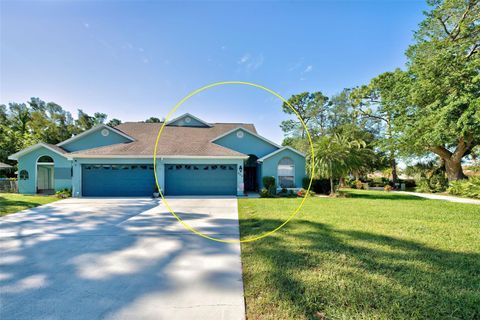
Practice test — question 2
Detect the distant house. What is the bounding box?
[9,113,306,197]
[0,162,13,170]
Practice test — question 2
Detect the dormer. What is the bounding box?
[166,113,212,128]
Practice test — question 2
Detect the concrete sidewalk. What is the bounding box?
[398,191,480,205]
[0,197,245,320]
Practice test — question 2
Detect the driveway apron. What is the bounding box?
[0,197,245,320]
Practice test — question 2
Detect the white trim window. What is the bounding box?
[277,157,295,188]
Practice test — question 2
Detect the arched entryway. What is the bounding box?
[244,154,258,191]
[37,155,54,194]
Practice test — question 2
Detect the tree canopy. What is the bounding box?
[0,98,162,166]
[282,0,479,183]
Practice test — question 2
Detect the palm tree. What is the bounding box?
[314,133,368,195]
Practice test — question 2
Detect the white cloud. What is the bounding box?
[237,53,264,72]
[303,65,313,73]
[247,53,264,71]
[238,53,251,64]
[288,58,304,71]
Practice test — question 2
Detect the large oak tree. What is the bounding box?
[392,0,479,180]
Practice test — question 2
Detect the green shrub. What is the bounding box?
[416,179,432,193]
[302,177,331,194]
[268,185,277,196]
[345,178,356,188]
[297,188,315,197]
[399,179,416,188]
[275,188,296,198]
[330,190,350,198]
[262,176,277,197]
[415,173,448,193]
[355,180,364,190]
[447,177,480,199]
[370,177,390,187]
[259,188,270,198]
[429,174,448,192]
[55,188,72,199]
[262,176,275,189]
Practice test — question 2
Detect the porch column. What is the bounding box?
[72,160,82,197]
[236,159,244,196]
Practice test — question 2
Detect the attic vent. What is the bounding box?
[236,130,244,138]
[185,117,191,123]
[101,129,110,137]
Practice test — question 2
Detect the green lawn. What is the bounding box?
[0,193,59,216]
[238,190,480,320]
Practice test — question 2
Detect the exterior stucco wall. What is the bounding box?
[72,157,245,197]
[259,149,306,189]
[17,147,72,194]
[62,128,131,152]
[213,128,278,158]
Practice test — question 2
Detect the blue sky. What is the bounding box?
[1,0,428,143]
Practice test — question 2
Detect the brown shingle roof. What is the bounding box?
[45,143,69,154]
[70,122,257,157]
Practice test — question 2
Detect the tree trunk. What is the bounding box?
[444,158,467,181]
[390,156,398,184]
[431,138,471,181]
[339,176,346,188]
[329,162,335,195]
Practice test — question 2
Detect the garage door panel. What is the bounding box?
[165,164,236,195]
[82,164,155,197]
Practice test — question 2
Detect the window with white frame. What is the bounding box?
[277,157,294,188]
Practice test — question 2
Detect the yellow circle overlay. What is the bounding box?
[153,81,315,243]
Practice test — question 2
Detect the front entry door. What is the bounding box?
[37,165,54,194]
[244,166,257,191]
[244,154,258,192]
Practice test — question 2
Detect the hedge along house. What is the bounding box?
[9,113,306,197]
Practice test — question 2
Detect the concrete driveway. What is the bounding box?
[0,197,245,320]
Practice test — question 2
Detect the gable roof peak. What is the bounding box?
[8,142,70,161]
[166,113,212,127]
[210,126,281,149]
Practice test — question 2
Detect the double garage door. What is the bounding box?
[82,163,237,196]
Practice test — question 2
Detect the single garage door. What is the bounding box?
[165,164,237,195]
[82,164,155,197]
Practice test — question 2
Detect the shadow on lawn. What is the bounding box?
[240,218,480,320]
[346,191,427,201]
[0,196,43,215]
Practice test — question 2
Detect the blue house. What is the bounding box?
[9,113,306,197]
